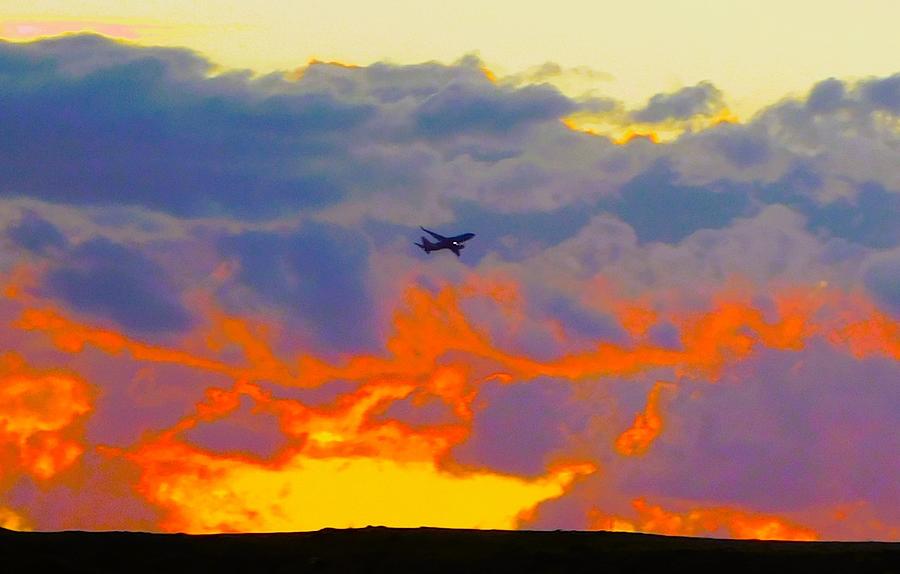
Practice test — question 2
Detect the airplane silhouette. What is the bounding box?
[416,227,476,257]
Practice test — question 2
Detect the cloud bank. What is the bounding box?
[0,35,897,540]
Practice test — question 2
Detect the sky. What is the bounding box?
[0,3,898,540]
[3,1,900,116]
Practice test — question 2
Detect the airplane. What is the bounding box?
[415,226,476,257]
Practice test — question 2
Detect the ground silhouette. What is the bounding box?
[1,526,897,573]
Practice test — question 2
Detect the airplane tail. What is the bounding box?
[416,236,434,253]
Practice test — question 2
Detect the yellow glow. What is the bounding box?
[561,104,742,143]
[2,1,898,116]
[613,129,662,145]
[0,507,31,531]
[309,430,345,445]
[133,444,595,533]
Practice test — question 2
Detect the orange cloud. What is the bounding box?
[590,498,819,541]
[830,310,900,361]
[616,304,659,340]
[14,307,301,387]
[7,277,898,534]
[17,279,859,394]
[0,353,92,482]
[615,381,674,456]
[294,282,826,389]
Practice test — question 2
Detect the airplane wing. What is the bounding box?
[450,232,475,243]
[449,245,461,257]
[420,227,447,241]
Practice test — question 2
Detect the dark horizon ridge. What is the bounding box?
[2,525,896,573]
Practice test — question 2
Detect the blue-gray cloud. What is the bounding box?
[864,251,900,313]
[44,237,192,333]
[860,73,900,114]
[631,81,724,122]
[449,200,592,261]
[182,395,286,458]
[806,78,846,114]
[768,182,900,250]
[0,35,372,218]
[451,378,588,477]
[612,160,754,244]
[415,82,574,137]
[219,222,374,353]
[543,295,627,344]
[626,346,900,521]
[708,125,772,168]
[6,211,67,253]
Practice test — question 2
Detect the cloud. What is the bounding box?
[182,395,287,459]
[860,73,900,114]
[806,78,846,114]
[864,250,900,313]
[0,353,92,484]
[447,201,591,262]
[0,35,372,218]
[503,61,614,85]
[6,451,163,531]
[44,238,192,333]
[218,222,374,353]
[612,160,754,244]
[415,82,574,137]
[804,183,900,249]
[624,345,900,521]
[0,36,897,539]
[5,211,67,253]
[589,498,819,541]
[299,55,490,103]
[451,378,591,477]
[631,81,724,123]
[706,125,772,168]
[752,77,900,195]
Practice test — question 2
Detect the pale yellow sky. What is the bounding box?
[2,0,898,117]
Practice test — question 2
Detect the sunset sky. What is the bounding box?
[0,2,898,540]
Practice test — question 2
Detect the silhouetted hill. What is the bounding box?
[1,526,897,573]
